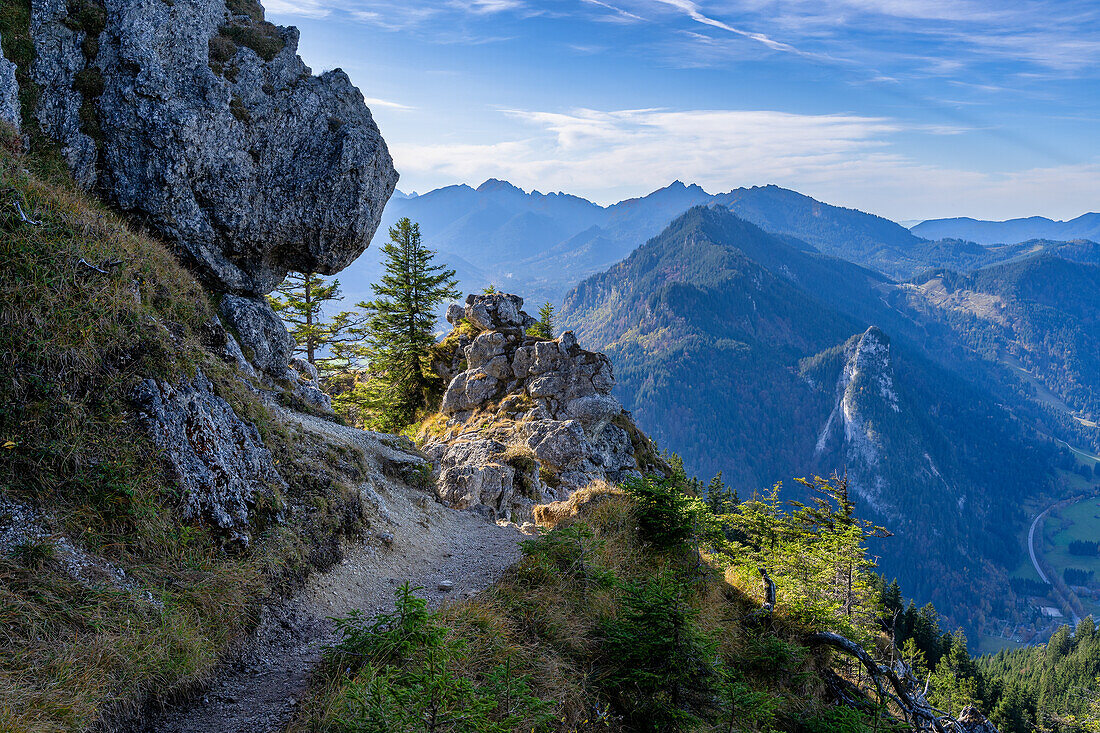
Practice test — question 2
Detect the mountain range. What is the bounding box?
[558,206,1067,633]
[339,179,1100,312]
[912,213,1100,245]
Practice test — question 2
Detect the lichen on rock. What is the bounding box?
[27,0,398,295]
[133,369,286,544]
[422,292,658,522]
[0,32,19,130]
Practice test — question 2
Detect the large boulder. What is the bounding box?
[464,292,532,334]
[0,33,18,130]
[957,706,1000,733]
[133,370,286,544]
[29,0,397,295]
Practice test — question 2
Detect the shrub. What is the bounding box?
[324,584,555,733]
[599,571,715,731]
[622,473,696,552]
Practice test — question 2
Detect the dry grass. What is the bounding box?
[533,481,623,528]
[0,131,369,731]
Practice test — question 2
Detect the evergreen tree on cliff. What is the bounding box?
[361,218,459,431]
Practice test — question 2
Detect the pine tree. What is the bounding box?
[359,218,459,431]
[527,302,555,339]
[267,272,364,369]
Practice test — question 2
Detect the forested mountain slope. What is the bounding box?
[560,205,1058,633]
[892,255,1100,451]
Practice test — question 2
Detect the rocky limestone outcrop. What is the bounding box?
[813,326,903,516]
[957,705,1000,733]
[421,293,661,522]
[28,0,397,295]
[0,33,18,130]
[133,369,286,544]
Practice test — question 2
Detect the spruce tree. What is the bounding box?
[360,218,459,431]
[527,301,555,339]
[267,272,364,370]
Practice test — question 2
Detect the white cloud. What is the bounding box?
[362,97,417,111]
[388,106,1100,220]
[580,0,645,23]
[264,0,332,17]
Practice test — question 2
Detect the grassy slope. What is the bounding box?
[294,487,889,733]
[0,129,369,731]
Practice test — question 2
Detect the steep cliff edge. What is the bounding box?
[418,292,664,522]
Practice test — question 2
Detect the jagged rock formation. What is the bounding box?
[810,326,961,521]
[133,370,286,544]
[421,293,660,521]
[0,33,18,129]
[27,0,397,296]
[958,705,1000,733]
[813,326,906,515]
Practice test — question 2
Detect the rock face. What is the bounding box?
[133,370,286,544]
[0,33,18,130]
[219,294,293,375]
[957,705,1000,733]
[813,326,909,516]
[422,293,659,521]
[28,0,397,295]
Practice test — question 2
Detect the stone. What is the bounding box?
[464,332,507,369]
[440,368,501,414]
[526,420,591,468]
[219,294,293,376]
[464,292,526,333]
[288,357,332,411]
[957,706,1000,733]
[30,0,96,187]
[29,0,397,295]
[425,439,521,518]
[423,292,656,514]
[446,302,466,326]
[132,370,286,544]
[0,33,18,130]
[438,580,453,592]
[566,394,621,431]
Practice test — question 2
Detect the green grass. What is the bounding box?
[976,634,1027,656]
[1043,497,1100,584]
[0,130,370,731]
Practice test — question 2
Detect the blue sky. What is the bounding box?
[267,0,1100,221]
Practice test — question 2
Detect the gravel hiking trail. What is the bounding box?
[132,410,525,733]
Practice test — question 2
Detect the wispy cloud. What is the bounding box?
[391,106,899,200]
[362,97,417,111]
[388,105,1100,220]
[581,0,645,23]
[648,0,806,54]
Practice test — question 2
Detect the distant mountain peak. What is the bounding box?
[663,180,708,194]
[476,178,525,194]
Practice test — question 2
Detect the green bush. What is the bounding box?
[599,572,714,732]
[324,584,554,733]
[622,473,696,551]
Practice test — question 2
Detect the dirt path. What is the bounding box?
[132,411,525,733]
